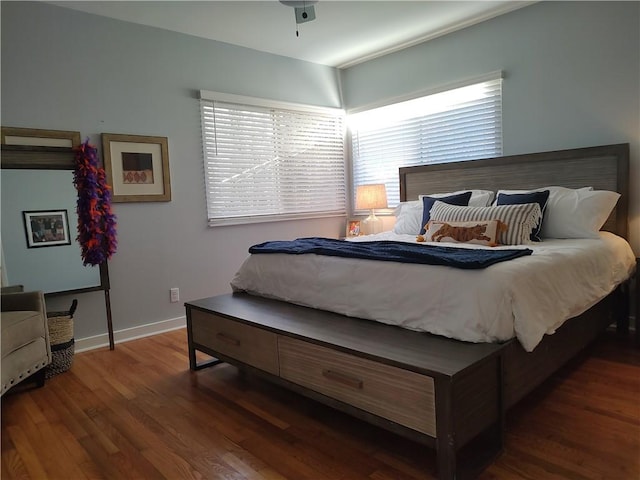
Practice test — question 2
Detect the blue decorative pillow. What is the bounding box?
[496,190,550,241]
[420,191,472,234]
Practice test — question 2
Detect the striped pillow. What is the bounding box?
[429,201,542,245]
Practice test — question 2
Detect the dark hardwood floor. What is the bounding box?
[2,328,639,479]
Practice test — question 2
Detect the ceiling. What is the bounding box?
[49,1,534,68]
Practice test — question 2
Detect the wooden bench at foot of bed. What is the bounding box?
[186,292,508,480]
[186,288,622,480]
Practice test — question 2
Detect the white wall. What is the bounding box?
[1,1,345,342]
[341,1,639,254]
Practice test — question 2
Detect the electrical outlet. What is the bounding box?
[170,287,180,303]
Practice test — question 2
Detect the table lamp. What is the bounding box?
[355,184,388,234]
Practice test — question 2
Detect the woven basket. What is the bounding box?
[45,300,77,378]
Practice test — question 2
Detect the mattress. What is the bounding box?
[230,231,635,351]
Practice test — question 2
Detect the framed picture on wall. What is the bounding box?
[346,219,361,237]
[102,133,171,202]
[23,210,71,248]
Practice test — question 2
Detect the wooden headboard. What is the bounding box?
[399,143,629,239]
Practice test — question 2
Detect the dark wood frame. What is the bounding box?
[186,143,631,480]
[1,126,115,350]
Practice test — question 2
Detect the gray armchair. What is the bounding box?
[1,289,51,396]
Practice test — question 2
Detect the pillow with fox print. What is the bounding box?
[428,201,542,245]
[423,220,507,246]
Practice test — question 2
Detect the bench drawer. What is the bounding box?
[190,309,279,375]
[279,336,436,436]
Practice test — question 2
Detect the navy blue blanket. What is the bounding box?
[248,237,532,269]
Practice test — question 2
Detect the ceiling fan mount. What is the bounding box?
[279,1,319,26]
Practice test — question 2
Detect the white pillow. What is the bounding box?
[393,200,422,234]
[495,186,619,239]
[394,190,494,235]
[542,188,620,238]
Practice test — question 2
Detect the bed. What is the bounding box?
[185,143,635,480]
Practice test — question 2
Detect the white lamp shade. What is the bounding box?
[355,184,387,235]
[355,184,388,210]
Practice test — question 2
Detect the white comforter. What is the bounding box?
[230,232,635,352]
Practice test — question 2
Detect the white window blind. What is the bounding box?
[200,92,346,226]
[349,76,503,208]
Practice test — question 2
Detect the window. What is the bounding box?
[349,75,503,208]
[200,91,346,226]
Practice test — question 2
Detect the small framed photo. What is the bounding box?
[346,219,361,237]
[23,210,71,248]
[102,133,171,202]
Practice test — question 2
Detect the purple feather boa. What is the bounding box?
[73,139,117,266]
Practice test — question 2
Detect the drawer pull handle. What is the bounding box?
[216,333,240,346]
[322,370,363,389]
